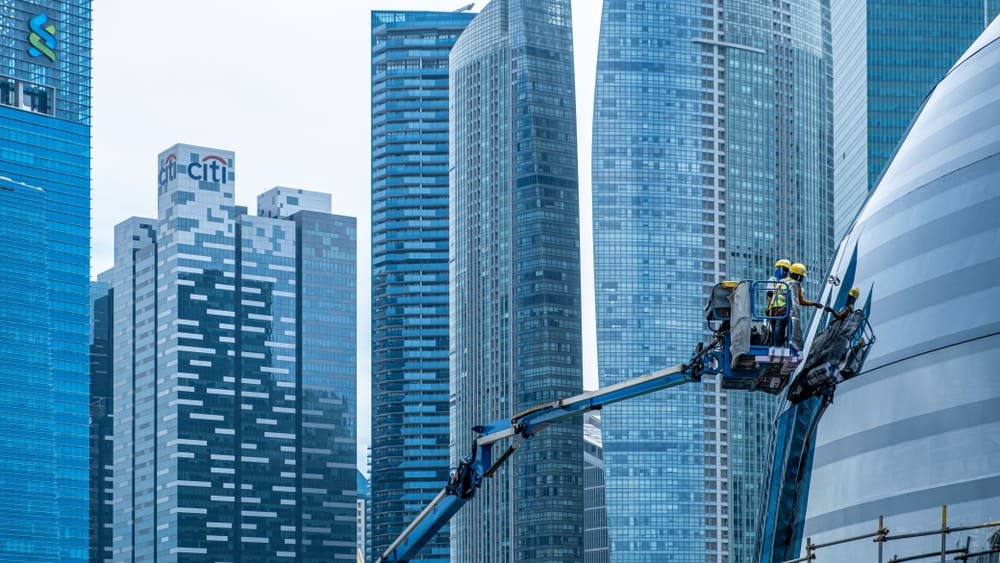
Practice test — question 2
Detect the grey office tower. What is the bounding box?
[449,1,585,562]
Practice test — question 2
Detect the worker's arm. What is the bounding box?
[795,285,822,308]
[824,304,852,321]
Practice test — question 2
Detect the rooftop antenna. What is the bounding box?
[454,3,474,12]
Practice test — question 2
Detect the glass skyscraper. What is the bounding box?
[833,1,1000,240]
[370,10,473,562]
[591,1,832,561]
[802,17,1000,557]
[111,146,356,560]
[584,413,609,563]
[357,470,370,562]
[0,2,91,560]
[449,1,584,561]
[90,276,114,563]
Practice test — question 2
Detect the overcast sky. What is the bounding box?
[91,0,603,472]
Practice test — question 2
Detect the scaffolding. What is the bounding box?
[782,506,1000,563]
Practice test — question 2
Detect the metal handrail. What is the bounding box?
[956,547,1000,561]
[750,279,791,320]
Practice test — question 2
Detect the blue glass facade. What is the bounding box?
[89,277,113,563]
[832,1,1000,240]
[449,1,584,561]
[292,205,359,559]
[370,11,472,562]
[357,470,369,562]
[803,17,1000,558]
[592,3,715,559]
[0,2,91,561]
[111,146,356,560]
[591,1,831,561]
[584,413,609,563]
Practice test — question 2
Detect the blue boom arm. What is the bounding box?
[377,281,875,563]
[375,343,720,563]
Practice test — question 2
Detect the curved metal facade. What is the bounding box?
[802,17,1000,557]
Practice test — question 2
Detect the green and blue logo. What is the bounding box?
[27,13,57,62]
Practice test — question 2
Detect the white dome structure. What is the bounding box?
[801,16,1000,558]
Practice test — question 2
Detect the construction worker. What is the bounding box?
[786,263,822,308]
[772,262,822,346]
[825,287,860,321]
[766,259,792,344]
[766,259,792,311]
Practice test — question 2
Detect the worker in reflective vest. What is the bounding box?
[766,259,792,314]
[767,259,792,345]
[786,263,821,308]
[771,262,821,346]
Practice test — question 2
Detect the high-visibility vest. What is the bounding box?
[769,276,795,310]
[765,275,780,310]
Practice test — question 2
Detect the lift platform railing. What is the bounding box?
[706,279,799,349]
[750,279,792,320]
[782,506,1000,563]
[706,280,792,322]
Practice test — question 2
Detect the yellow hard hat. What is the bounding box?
[774,259,791,269]
[848,287,860,299]
[790,263,807,276]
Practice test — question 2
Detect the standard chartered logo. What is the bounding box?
[27,13,57,62]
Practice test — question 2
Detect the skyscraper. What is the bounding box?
[591,1,832,560]
[803,16,1000,559]
[584,413,609,563]
[449,1,584,561]
[370,10,473,562]
[111,145,356,560]
[90,276,114,563]
[0,2,91,560]
[833,1,1000,240]
[357,471,369,562]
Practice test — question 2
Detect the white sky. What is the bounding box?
[91,0,603,473]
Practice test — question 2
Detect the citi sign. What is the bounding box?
[158,153,231,187]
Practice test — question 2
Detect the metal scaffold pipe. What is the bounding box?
[778,507,1000,563]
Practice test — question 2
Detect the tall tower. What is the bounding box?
[111,146,357,561]
[583,413,609,563]
[370,10,473,562]
[90,275,115,563]
[0,2,91,560]
[449,1,584,561]
[833,1,1000,240]
[590,1,832,560]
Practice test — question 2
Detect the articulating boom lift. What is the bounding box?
[376,280,875,563]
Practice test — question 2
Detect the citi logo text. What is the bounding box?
[158,154,178,188]
[27,13,57,62]
[159,154,231,188]
[191,155,230,184]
